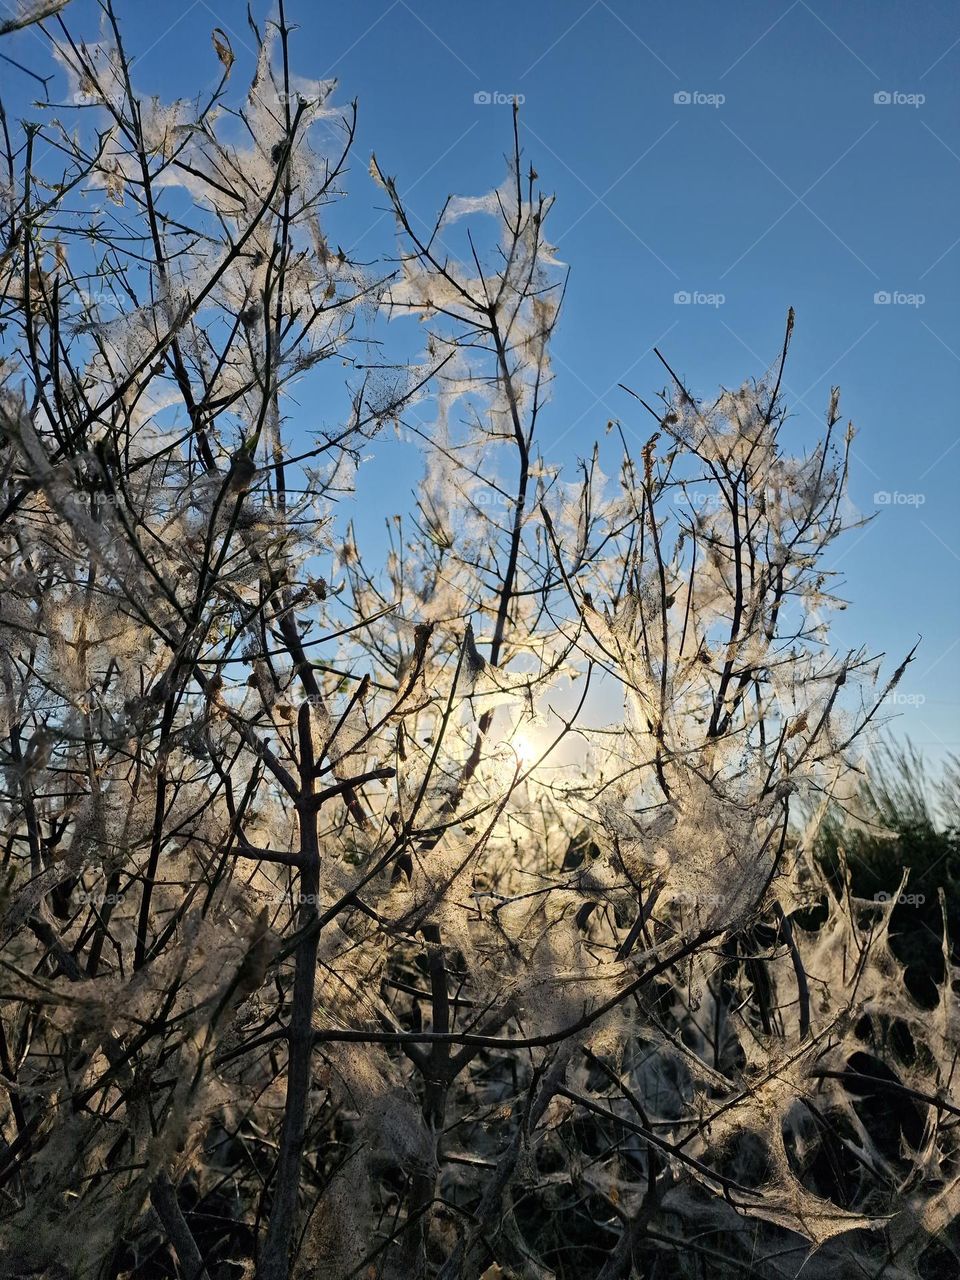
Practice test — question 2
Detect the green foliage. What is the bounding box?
[817,741,960,1004]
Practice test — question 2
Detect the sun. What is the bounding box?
[509,728,539,769]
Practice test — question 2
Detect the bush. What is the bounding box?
[0,7,956,1279]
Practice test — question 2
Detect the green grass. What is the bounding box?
[816,741,960,1005]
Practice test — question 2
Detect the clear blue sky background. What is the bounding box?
[4,0,959,760]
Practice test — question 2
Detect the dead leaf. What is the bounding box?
[212,27,234,74]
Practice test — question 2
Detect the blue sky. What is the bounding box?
[4,0,959,760]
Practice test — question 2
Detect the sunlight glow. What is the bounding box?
[510,728,539,769]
